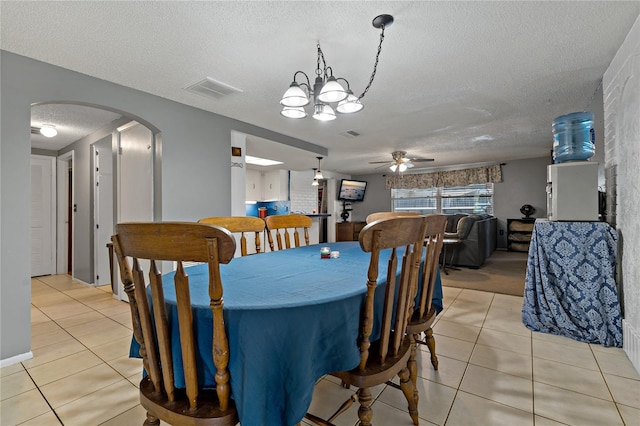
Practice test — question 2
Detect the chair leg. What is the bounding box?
[399,365,419,425]
[356,387,373,426]
[425,327,439,370]
[143,412,160,426]
[409,334,420,405]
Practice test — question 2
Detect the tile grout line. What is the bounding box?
[26,279,140,424]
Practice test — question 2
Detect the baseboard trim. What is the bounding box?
[623,319,640,374]
[0,351,33,368]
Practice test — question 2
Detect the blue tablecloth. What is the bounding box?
[522,220,622,347]
[130,241,443,426]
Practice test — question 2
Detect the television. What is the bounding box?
[338,179,367,202]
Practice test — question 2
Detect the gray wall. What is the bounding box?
[349,174,391,222]
[0,50,323,361]
[493,157,550,248]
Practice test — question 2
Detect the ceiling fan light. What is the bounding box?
[317,76,348,103]
[314,169,324,180]
[312,104,336,121]
[40,125,57,137]
[390,164,398,172]
[336,92,364,114]
[281,106,307,119]
[311,179,319,186]
[398,163,408,172]
[280,82,309,107]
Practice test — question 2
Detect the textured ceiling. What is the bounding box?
[3,1,639,175]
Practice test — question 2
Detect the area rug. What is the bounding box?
[440,250,528,296]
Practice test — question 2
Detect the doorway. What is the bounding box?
[93,137,113,286]
[30,155,56,277]
[56,151,74,276]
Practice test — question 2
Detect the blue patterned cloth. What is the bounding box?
[522,220,622,347]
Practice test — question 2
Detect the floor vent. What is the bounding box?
[184,77,243,100]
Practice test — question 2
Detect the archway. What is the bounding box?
[30,102,162,294]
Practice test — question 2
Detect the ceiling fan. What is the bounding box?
[369,150,434,172]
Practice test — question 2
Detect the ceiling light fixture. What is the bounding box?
[245,155,283,167]
[280,14,393,121]
[314,157,324,180]
[40,124,57,138]
[389,163,408,173]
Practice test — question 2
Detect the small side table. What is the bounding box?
[441,238,462,275]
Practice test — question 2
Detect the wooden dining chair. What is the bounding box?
[111,222,239,426]
[305,216,429,426]
[365,211,421,224]
[198,216,265,256]
[264,214,312,251]
[407,214,447,366]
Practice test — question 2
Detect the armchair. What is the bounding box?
[444,214,497,268]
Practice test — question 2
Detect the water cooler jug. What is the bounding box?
[552,112,595,163]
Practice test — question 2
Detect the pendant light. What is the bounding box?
[314,157,324,180]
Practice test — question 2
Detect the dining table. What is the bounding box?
[130,241,443,426]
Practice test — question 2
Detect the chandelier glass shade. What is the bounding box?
[280,14,393,121]
[336,91,363,113]
[280,82,309,107]
[281,106,307,119]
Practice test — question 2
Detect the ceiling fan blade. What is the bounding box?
[369,160,393,164]
[406,162,415,168]
[409,158,435,162]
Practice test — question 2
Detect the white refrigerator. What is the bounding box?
[546,162,599,221]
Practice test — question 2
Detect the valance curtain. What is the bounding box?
[385,164,503,189]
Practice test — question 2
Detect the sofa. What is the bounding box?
[444,214,497,268]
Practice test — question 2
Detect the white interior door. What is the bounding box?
[94,138,114,286]
[31,155,56,277]
[115,122,154,300]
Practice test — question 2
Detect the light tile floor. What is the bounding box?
[1,275,638,425]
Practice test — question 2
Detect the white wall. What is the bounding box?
[603,13,640,372]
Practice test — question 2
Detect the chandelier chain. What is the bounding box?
[358,24,386,100]
[317,43,329,78]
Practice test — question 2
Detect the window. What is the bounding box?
[392,183,494,215]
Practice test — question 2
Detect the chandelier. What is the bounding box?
[279,14,394,121]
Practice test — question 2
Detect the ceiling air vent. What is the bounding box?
[31,126,41,134]
[340,130,361,138]
[184,77,243,100]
